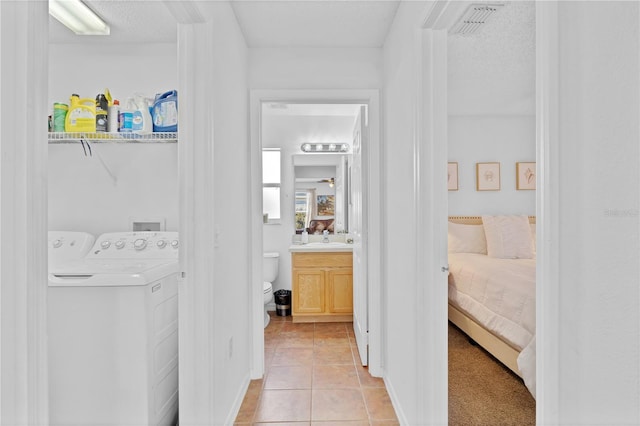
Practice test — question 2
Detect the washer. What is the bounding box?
[48,231,180,426]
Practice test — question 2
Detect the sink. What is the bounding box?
[304,242,347,247]
[289,241,353,252]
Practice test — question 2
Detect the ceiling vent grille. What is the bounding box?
[450,3,505,35]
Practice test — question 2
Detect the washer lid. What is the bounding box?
[49,259,179,287]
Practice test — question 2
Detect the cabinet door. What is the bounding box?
[326,268,353,314]
[293,269,325,314]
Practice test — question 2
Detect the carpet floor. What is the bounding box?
[449,322,535,426]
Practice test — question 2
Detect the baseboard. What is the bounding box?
[267,302,276,311]
[224,372,251,426]
[384,376,409,426]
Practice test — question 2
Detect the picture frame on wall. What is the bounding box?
[476,162,501,191]
[516,162,536,190]
[447,162,458,191]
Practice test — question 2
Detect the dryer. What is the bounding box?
[48,230,95,268]
[48,232,180,426]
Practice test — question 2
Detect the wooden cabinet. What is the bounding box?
[291,252,353,322]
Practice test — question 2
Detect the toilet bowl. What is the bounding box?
[263,252,279,328]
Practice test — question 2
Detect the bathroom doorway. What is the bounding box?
[249,90,383,379]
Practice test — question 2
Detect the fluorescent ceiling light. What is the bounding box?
[49,0,110,35]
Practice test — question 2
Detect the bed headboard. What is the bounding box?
[448,216,536,225]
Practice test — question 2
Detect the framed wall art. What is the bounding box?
[447,162,458,191]
[476,162,501,191]
[516,162,536,190]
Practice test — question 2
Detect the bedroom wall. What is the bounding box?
[448,115,536,216]
[555,1,640,423]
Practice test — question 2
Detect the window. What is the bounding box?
[262,149,281,223]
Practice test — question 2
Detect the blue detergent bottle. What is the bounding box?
[152,90,178,132]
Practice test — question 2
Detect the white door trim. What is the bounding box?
[535,2,560,423]
[0,2,49,424]
[249,89,383,378]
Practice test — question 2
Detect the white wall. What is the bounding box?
[555,2,639,423]
[382,1,428,423]
[48,43,179,235]
[203,4,251,424]
[448,115,535,216]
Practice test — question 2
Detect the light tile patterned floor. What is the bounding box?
[234,313,399,426]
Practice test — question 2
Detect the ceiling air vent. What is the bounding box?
[450,3,505,35]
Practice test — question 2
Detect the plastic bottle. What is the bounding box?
[95,93,108,133]
[132,94,152,135]
[119,98,135,133]
[301,230,309,244]
[152,90,178,132]
[65,94,96,132]
[53,103,68,132]
[107,99,120,132]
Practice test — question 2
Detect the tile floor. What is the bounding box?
[234,312,399,426]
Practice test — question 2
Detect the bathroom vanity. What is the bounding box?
[289,243,353,323]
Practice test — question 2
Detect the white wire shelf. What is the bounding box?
[48,132,178,144]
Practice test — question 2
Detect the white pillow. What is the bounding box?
[448,222,487,254]
[482,215,535,259]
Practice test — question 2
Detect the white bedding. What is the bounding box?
[448,252,536,397]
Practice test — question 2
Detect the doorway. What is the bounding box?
[249,90,383,379]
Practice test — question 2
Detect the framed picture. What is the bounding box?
[476,162,501,191]
[447,162,458,191]
[316,195,335,216]
[516,162,536,190]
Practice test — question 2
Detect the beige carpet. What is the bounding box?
[449,322,535,426]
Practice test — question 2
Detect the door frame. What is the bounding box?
[249,89,383,378]
[418,1,560,424]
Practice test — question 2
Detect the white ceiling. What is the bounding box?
[447,1,536,116]
[230,1,400,48]
[49,0,400,47]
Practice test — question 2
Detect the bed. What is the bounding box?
[447,215,536,398]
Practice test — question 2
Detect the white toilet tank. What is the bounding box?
[263,252,280,283]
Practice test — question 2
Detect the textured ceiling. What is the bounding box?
[49,0,400,47]
[448,1,536,116]
[230,0,400,48]
[49,1,178,44]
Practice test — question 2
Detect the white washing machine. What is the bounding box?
[48,232,180,426]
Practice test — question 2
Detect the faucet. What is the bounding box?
[322,230,329,243]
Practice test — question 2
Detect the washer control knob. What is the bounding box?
[171,240,179,249]
[133,238,147,251]
[115,241,125,250]
[52,239,63,248]
[101,241,111,249]
[157,240,167,249]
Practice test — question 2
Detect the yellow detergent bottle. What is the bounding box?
[65,94,96,132]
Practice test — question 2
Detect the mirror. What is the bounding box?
[293,154,349,235]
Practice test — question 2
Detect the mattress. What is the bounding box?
[448,252,535,351]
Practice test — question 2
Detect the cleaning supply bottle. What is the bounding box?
[53,103,68,132]
[95,93,108,133]
[119,98,135,133]
[132,94,152,135]
[65,94,96,132]
[152,90,178,132]
[107,99,120,132]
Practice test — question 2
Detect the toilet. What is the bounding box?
[263,252,280,327]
